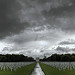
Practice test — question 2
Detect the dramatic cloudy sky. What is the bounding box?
[0,0,75,58]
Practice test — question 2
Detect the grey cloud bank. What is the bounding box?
[0,0,75,58]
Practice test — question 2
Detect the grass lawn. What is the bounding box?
[40,62,75,75]
[0,63,36,75]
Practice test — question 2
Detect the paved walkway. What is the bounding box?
[31,63,45,75]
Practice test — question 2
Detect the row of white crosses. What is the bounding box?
[42,62,75,71]
[0,62,34,71]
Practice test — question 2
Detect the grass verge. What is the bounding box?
[0,63,36,75]
[40,62,75,75]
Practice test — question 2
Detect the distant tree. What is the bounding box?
[40,54,75,62]
[0,54,35,62]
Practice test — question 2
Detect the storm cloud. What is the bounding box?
[59,39,75,45]
[0,0,30,39]
[0,0,75,58]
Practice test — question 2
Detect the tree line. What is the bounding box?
[0,54,35,62]
[40,54,75,62]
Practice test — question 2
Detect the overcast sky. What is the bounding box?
[0,0,75,58]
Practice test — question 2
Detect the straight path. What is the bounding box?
[31,62,45,75]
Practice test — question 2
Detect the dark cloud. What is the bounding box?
[41,0,75,31]
[38,0,51,4]
[55,46,75,54]
[2,47,9,51]
[59,39,75,45]
[55,46,70,53]
[41,0,72,17]
[1,0,75,57]
[0,0,75,40]
[42,2,74,17]
[0,0,30,39]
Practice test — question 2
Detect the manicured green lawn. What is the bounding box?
[0,63,36,75]
[40,63,75,75]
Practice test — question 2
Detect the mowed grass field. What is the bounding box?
[40,63,75,75]
[0,63,36,75]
